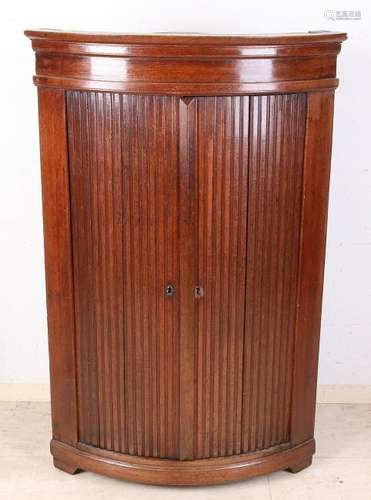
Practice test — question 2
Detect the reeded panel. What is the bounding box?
[67,90,307,461]
[66,91,181,458]
[193,94,307,458]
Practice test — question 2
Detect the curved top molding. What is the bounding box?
[25,29,347,45]
[25,29,347,95]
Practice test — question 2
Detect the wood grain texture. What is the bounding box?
[51,438,315,485]
[24,29,346,45]
[26,30,345,485]
[37,88,78,446]
[193,96,250,459]
[25,30,346,95]
[290,91,335,445]
[66,91,306,462]
[242,94,306,453]
[67,92,181,458]
[192,95,306,459]
[178,98,196,459]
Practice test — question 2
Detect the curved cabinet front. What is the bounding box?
[25,30,346,485]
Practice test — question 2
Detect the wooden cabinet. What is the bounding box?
[25,30,346,485]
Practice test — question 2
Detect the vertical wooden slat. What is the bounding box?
[262,94,277,449]
[103,92,114,451]
[170,97,181,458]
[211,97,222,458]
[234,96,250,455]
[218,97,231,457]
[141,95,151,457]
[255,95,270,452]
[245,95,264,452]
[269,94,286,446]
[157,97,166,458]
[204,97,216,458]
[275,94,293,445]
[90,92,105,449]
[66,92,85,442]
[225,97,238,455]
[120,94,134,454]
[112,92,124,452]
[147,96,158,457]
[103,93,116,451]
[178,98,196,460]
[82,90,100,447]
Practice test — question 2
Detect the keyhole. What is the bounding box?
[165,284,175,297]
[194,286,204,299]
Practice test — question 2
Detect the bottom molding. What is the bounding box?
[51,438,315,486]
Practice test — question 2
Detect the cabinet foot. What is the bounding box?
[287,457,313,473]
[53,457,81,475]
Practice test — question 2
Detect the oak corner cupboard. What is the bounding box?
[25,29,346,486]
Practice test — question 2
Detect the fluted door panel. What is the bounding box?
[66,91,181,458]
[66,90,306,461]
[193,94,307,458]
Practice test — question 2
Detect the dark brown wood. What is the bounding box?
[66,92,181,458]
[25,30,346,95]
[51,438,315,485]
[290,91,336,446]
[26,30,345,485]
[178,98,196,459]
[242,93,306,453]
[37,88,78,446]
[24,29,346,45]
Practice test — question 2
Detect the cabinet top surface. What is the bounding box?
[24,29,347,45]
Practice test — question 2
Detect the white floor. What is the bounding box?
[0,402,370,500]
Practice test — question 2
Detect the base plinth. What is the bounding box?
[50,438,315,485]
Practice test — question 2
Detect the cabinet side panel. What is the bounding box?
[66,92,181,458]
[290,91,335,445]
[37,88,78,445]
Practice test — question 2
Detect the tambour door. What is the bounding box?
[191,94,307,458]
[66,90,307,461]
[66,92,183,458]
